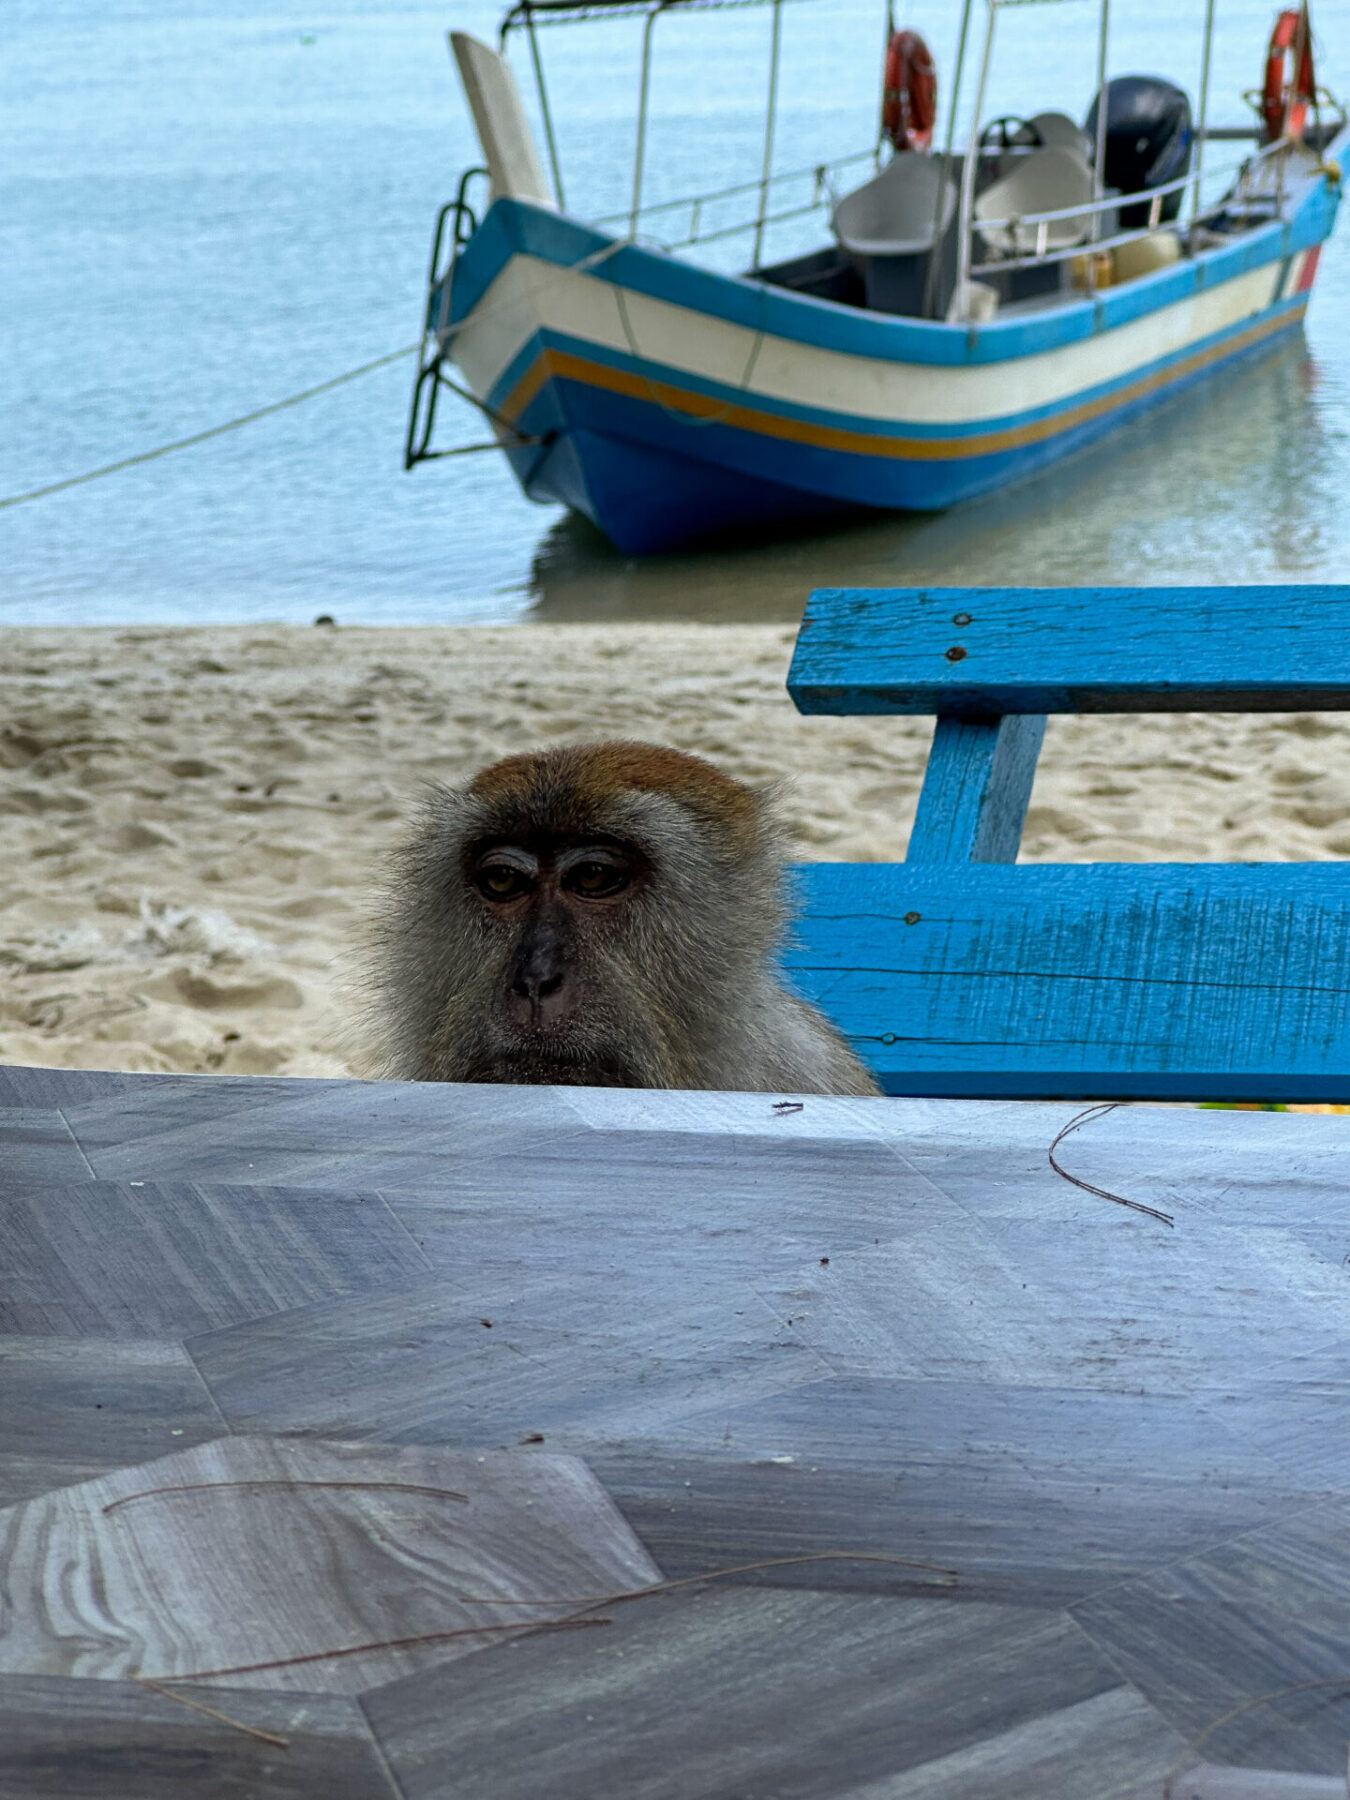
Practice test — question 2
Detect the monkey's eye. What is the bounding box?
[564,859,631,900]
[474,864,534,902]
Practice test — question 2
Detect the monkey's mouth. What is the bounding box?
[455,984,661,1089]
[458,1045,646,1088]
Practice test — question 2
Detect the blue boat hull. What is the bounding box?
[437,152,1343,555]
[503,299,1312,553]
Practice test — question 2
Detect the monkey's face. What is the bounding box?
[471,831,648,1030]
[460,829,660,1084]
[372,743,787,1090]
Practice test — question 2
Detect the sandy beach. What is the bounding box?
[3,621,1349,1082]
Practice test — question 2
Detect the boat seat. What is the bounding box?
[784,584,1350,1101]
[989,112,1091,177]
[832,154,957,258]
[1028,110,1092,159]
[975,147,1095,256]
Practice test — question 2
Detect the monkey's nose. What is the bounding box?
[508,938,572,1029]
[511,969,564,1001]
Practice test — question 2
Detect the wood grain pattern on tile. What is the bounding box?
[0,1435,661,1694]
[0,1671,400,1799]
[2,1066,1348,1790]
[0,1335,224,1507]
[364,1585,1187,1800]
[0,1180,431,1336]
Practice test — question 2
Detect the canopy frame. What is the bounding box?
[948,0,1221,316]
[500,0,859,262]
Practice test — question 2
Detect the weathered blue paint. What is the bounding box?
[785,582,1350,1101]
[789,586,1350,716]
[907,715,1047,864]
[784,863,1350,1101]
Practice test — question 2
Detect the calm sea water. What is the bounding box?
[3,0,1347,626]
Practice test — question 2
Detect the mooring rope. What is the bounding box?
[0,229,718,512]
[0,342,437,512]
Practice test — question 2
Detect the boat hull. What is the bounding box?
[441,158,1342,554]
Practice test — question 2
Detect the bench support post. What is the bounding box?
[906,714,1047,863]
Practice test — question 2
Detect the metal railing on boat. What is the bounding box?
[589,124,1340,298]
[589,148,876,256]
[491,0,1344,315]
[967,137,1318,279]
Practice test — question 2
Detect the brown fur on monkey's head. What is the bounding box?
[366,741,877,1097]
[466,742,764,860]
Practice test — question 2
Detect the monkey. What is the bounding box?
[367,741,880,1097]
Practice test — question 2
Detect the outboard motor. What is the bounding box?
[1085,76,1193,227]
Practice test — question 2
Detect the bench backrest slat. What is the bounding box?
[789,586,1350,716]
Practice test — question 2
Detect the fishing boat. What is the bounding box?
[405,0,1346,555]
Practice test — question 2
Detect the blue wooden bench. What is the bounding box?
[783,585,1350,1102]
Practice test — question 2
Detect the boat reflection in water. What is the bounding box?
[406,0,1345,556]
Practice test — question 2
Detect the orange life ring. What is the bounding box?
[882,29,937,152]
[1262,7,1316,144]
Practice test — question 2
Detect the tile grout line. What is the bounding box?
[355,1692,416,1800]
[56,1104,100,1182]
[1055,1608,1200,1780]
[372,1188,440,1273]
[1066,1484,1350,1632]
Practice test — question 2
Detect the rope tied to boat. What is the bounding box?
[0,341,545,514]
[3,228,764,511]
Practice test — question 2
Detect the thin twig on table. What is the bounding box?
[1048,1103,1175,1227]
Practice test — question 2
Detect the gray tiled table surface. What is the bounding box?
[2,1064,1349,1798]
